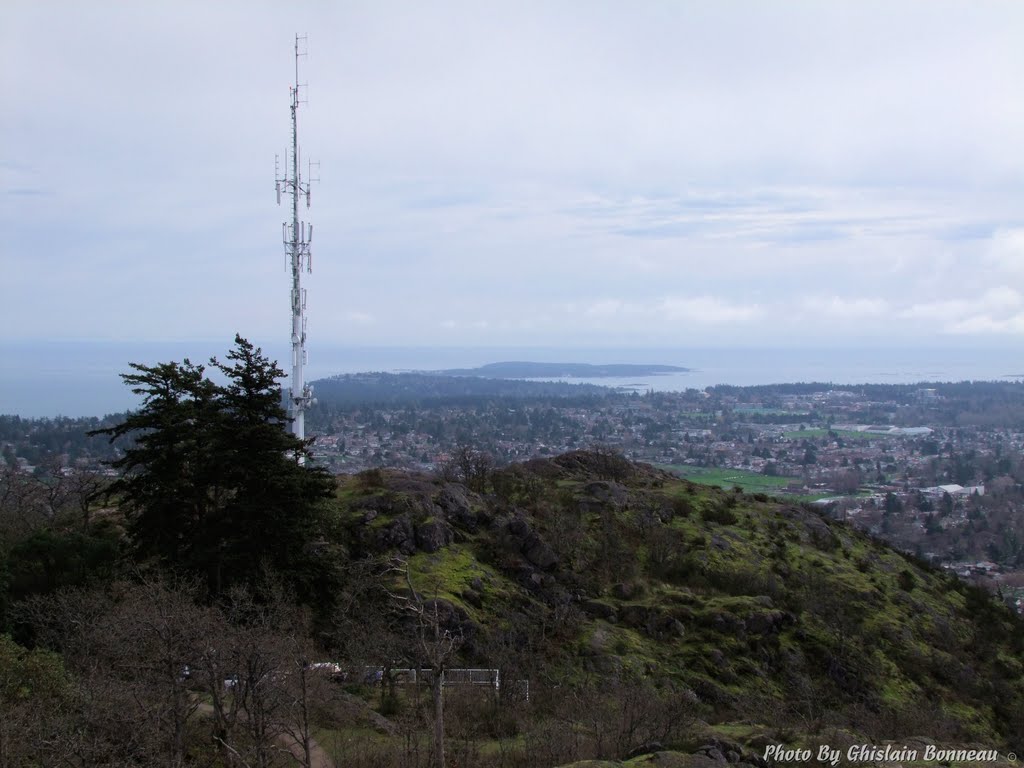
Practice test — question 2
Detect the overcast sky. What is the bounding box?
[2,1,1023,349]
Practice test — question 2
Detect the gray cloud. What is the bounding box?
[1,1,1023,347]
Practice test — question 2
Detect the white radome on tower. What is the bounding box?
[275,34,318,447]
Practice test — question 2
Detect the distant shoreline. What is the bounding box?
[4,344,1019,418]
[430,361,690,378]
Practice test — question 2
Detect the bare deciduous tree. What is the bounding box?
[440,445,494,494]
[17,576,211,767]
[0,464,48,543]
[385,564,464,768]
[65,467,107,531]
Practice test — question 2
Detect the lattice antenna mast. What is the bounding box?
[275,34,318,443]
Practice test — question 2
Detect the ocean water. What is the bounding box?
[1,341,1020,418]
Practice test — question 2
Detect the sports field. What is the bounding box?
[782,428,888,440]
[657,464,803,495]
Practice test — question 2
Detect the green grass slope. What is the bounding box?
[332,451,1024,755]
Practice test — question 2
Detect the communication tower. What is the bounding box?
[275,34,318,443]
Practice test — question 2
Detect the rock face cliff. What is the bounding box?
[334,450,1024,752]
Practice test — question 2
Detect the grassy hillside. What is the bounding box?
[329,451,1024,764]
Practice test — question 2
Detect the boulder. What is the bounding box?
[745,610,792,636]
[423,598,470,630]
[627,742,665,759]
[696,746,726,762]
[382,516,415,554]
[414,519,453,553]
[508,516,532,538]
[650,615,686,639]
[522,532,558,570]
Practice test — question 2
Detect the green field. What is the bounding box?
[656,464,803,495]
[734,407,811,417]
[782,428,888,441]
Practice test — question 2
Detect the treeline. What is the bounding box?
[306,372,624,444]
[710,380,1024,428]
[308,372,613,406]
[0,413,130,467]
[311,400,605,453]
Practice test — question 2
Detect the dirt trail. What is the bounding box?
[194,702,336,768]
[280,730,335,768]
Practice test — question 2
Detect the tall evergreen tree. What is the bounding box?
[97,359,217,569]
[95,336,336,599]
[204,336,336,596]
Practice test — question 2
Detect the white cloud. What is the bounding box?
[584,299,626,318]
[981,286,1023,311]
[899,288,1023,336]
[802,296,889,319]
[899,300,970,321]
[946,313,1024,335]
[577,296,759,326]
[987,229,1024,274]
[347,311,375,326]
[657,297,761,325]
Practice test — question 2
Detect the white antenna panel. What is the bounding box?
[274,34,318,448]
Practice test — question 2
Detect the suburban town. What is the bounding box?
[3,377,1023,613]
[303,377,1024,612]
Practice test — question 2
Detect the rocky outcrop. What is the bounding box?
[436,483,482,532]
[378,515,416,555]
[744,609,794,636]
[350,481,483,555]
[414,518,453,553]
[779,505,839,551]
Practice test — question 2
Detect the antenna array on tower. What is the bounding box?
[275,34,317,444]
